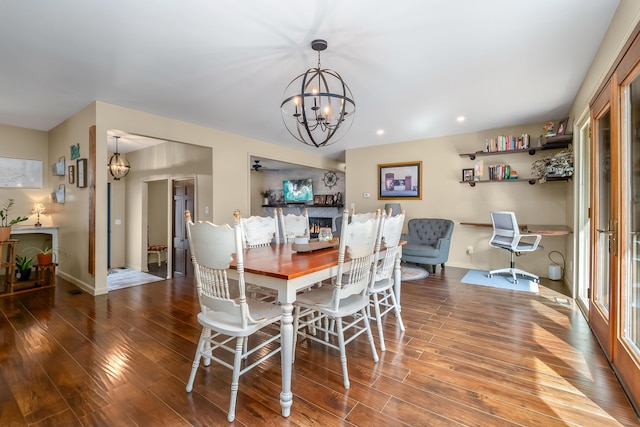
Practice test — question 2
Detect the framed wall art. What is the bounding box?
[68,165,75,184]
[0,157,43,188]
[378,161,422,200]
[77,158,87,188]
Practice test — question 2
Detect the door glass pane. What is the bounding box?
[596,109,611,315]
[626,78,640,348]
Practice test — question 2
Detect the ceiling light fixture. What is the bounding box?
[280,39,356,148]
[108,136,130,180]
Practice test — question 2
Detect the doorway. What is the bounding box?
[173,178,195,277]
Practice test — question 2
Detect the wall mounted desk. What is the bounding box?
[460,222,572,236]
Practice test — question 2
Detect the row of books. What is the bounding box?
[485,134,530,152]
[488,164,514,180]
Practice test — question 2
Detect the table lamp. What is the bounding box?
[32,202,45,228]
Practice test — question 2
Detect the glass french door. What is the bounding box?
[589,38,640,410]
[590,81,616,360]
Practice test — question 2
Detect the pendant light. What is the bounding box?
[108,136,130,180]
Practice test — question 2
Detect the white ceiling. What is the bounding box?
[0,1,620,160]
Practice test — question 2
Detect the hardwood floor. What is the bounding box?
[1,267,638,426]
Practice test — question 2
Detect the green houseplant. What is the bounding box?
[15,254,33,281]
[0,199,28,242]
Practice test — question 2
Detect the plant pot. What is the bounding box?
[16,268,31,282]
[0,226,10,242]
[37,252,53,265]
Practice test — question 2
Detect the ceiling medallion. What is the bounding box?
[280,39,356,148]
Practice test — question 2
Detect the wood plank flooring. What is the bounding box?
[1,267,638,426]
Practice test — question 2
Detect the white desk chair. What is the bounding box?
[368,208,406,352]
[184,210,281,423]
[293,208,381,389]
[488,211,542,284]
[279,207,310,242]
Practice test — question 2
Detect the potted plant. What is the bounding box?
[531,149,574,183]
[15,254,33,281]
[0,198,28,242]
[259,188,271,205]
[35,247,58,265]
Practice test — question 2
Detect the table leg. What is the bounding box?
[393,252,402,313]
[279,302,294,417]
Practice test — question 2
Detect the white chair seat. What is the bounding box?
[198,299,282,336]
[296,287,370,315]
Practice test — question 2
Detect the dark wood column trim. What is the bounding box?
[89,125,96,275]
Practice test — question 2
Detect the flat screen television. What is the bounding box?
[283,178,313,202]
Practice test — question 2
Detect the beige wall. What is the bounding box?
[0,124,50,224]
[47,103,97,292]
[90,102,340,294]
[346,122,570,278]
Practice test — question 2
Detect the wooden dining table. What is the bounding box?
[228,241,403,417]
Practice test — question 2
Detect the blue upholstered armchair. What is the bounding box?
[401,218,454,273]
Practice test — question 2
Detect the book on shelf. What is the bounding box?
[485,134,530,152]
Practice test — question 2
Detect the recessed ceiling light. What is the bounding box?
[376,129,384,135]
[457,116,466,123]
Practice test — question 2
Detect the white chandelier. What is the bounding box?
[280,39,356,148]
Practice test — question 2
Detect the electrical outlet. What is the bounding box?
[467,245,473,255]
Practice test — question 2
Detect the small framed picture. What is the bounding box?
[325,194,334,205]
[68,165,75,184]
[77,158,87,188]
[314,195,326,205]
[462,168,474,182]
[556,117,568,136]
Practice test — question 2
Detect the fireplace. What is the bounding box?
[309,217,332,238]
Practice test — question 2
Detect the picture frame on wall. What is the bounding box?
[77,158,87,188]
[378,161,422,200]
[68,165,75,184]
[462,168,474,182]
[556,117,568,136]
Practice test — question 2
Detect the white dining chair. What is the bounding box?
[292,208,381,389]
[368,208,406,352]
[184,210,282,422]
[238,209,280,248]
[278,207,310,242]
[236,209,280,300]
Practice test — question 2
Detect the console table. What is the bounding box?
[10,226,59,251]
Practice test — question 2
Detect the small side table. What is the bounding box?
[1,240,18,293]
[36,263,57,287]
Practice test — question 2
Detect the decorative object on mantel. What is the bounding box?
[259,188,271,205]
[280,39,356,148]
[322,171,339,188]
[0,198,28,242]
[31,202,45,228]
[70,143,80,160]
[531,148,574,183]
[108,136,130,180]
